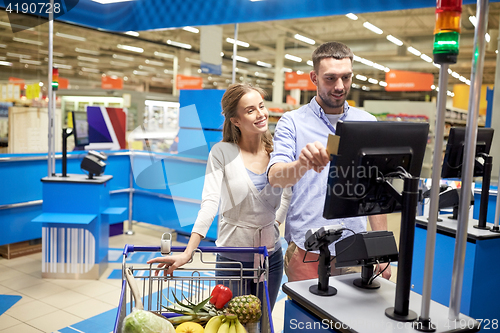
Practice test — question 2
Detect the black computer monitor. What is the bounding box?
[323,121,429,219]
[72,111,90,147]
[441,127,494,179]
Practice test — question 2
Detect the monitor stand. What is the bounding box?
[474,154,493,230]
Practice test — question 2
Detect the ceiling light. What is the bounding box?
[431,85,436,89]
[486,33,491,43]
[433,63,441,68]
[185,57,201,64]
[363,22,383,34]
[0,61,13,66]
[362,86,370,91]
[352,83,360,88]
[117,44,144,53]
[386,35,403,46]
[372,63,386,71]
[39,50,65,57]
[0,21,33,31]
[282,68,293,73]
[384,67,390,72]
[465,79,471,85]
[81,67,100,73]
[368,78,378,84]
[110,60,130,67]
[307,60,313,66]
[107,71,124,76]
[167,40,192,49]
[256,61,272,68]
[379,81,387,87]
[285,54,302,62]
[407,46,421,56]
[451,71,460,78]
[0,44,6,48]
[138,65,157,71]
[164,69,174,74]
[360,58,373,66]
[125,31,139,37]
[56,32,86,42]
[75,48,100,55]
[54,63,73,69]
[231,55,249,62]
[133,70,150,76]
[294,34,315,45]
[7,53,30,58]
[346,13,358,20]
[447,68,453,74]
[221,52,225,57]
[226,38,249,48]
[0,56,5,60]
[78,62,99,68]
[296,70,304,75]
[459,76,467,82]
[420,54,433,63]
[113,54,134,61]
[182,26,199,33]
[355,74,367,81]
[145,59,165,66]
[151,77,166,82]
[154,51,174,59]
[77,56,99,63]
[469,16,477,27]
[12,37,43,46]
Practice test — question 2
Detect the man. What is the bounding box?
[267,41,392,282]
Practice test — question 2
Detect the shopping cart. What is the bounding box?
[113,244,274,333]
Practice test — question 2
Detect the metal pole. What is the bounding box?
[449,0,489,320]
[232,23,238,84]
[418,64,449,327]
[490,165,500,233]
[52,90,56,175]
[47,0,54,178]
[125,151,135,235]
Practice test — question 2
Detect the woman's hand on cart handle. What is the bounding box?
[147,252,191,276]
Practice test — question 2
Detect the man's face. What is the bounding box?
[310,57,353,114]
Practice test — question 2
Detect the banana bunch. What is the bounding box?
[205,314,247,333]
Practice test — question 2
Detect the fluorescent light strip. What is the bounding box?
[379,81,387,87]
[362,86,370,91]
[125,31,139,37]
[386,35,403,46]
[232,55,249,63]
[13,37,43,46]
[407,46,421,56]
[226,38,249,48]
[113,54,134,61]
[151,77,166,82]
[466,79,471,85]
[81,67,100,73]
[145,59,165,66]
[54,63,73,69]
[282,68,293,73]
[154,51,174,59]
[39,50,65,57]
[433,63,441,68]
[355,74,367,81]
[0,61,13,66]
[0,44,6,48]
[486,33,490,43]
[7,52,30,58]
[182,26,199,33]
[117,44,144,53]
[167,40,192,49]
[469,16,477,27]
[110,60,129,67]
[77,56,99,63]
[360,58,373,66]
[164,69,174,74]
[363,22,383,34]
[431,85,436,90]
[420,54,433,63]
[372,63,386,71]
[185,57,201,64]
[368,78,378,84]
[78,62,98,68]
[256,61,272,68]
[107,71,124,76]
[133,70,150,76]
[56,32,86,42]
[352,83,360,88]
[0,21,34,31]
[459,76,467,82]
[138,65,157,71]
[75,48,100,56]
[451,71,460,78]
[307,60,313,66]
[285,54,302,62]
[294,34,315,45]
[346,13,358,20]
[0,56,5,60]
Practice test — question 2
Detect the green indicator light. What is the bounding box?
[433,31,460,55]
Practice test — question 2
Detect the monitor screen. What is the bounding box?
[323,121,429,219]
[441,127,494,179]
[72,111,90,147]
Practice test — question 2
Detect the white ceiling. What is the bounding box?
[0,3,499,96]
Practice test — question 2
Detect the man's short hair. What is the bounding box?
[312,41,354,72]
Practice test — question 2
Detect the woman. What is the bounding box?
[147,83,290,311]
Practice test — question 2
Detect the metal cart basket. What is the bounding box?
[113,245,274,333]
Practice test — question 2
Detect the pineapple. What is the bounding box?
[227,295,262,324]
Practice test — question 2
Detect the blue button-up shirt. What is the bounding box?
[268,97,377,254]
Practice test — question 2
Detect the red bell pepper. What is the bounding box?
[210,284,233,309]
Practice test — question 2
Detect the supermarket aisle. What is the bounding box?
[0,223,287,333]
